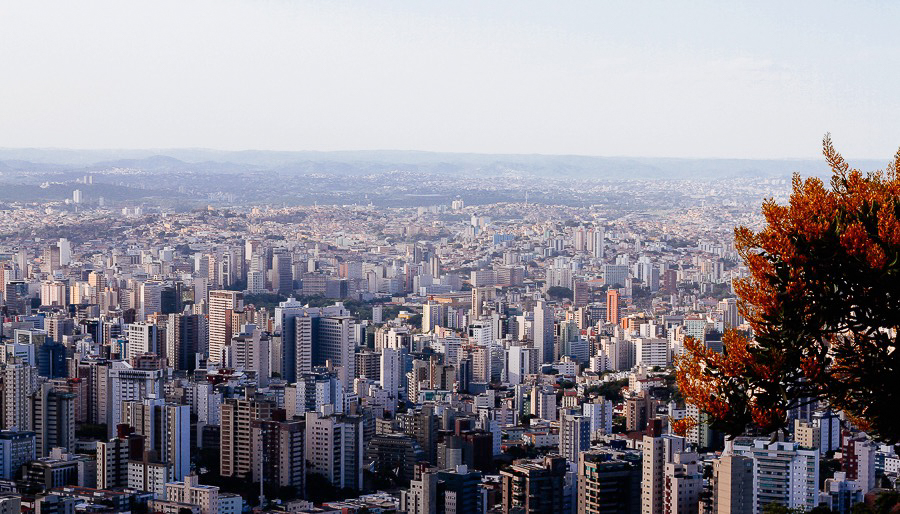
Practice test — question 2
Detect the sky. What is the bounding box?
[1,1,898,159]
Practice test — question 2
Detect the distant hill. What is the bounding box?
[0,147,888,180]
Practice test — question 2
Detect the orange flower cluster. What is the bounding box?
[671,417,698,437]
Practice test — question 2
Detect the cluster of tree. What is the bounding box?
[678,136,900,442]
[584,379,629,402]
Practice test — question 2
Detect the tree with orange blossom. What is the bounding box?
[677,135,900,443]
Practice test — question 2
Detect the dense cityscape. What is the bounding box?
[4,1,898,513]
[0,161,890,514]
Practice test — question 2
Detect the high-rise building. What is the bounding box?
[634,337,670,368]
[40,281,68,307]
[0,363,36,430]
[624,392,658,433]
[400,406,439,465]
[0,494,19,513]
[582,400,613,438]
[107,361,162,435]
[710,454,754,514]
[272,248,293,294]
[471,286,494,318]
[42,245,61,274]
[138,281,162,321]
[0,430,36,480]
[841,431,876,496]
[251,418,305,495]
[592,227,605,260]
[641,425,686,514]
[317,316,355,387]
[247,270,266,294]
[31,382,76,457]
[165,313,204,372]
[127,450,169,498]
[500,456,567,514]
[401,464,484,514]
[505,345,534,387]
[124,322,157,360]
[606,289,620,325]
[208,290,243,365]
[88,271,106,304]
[367,434,424,487]
[731,438,819,512]
[718,298,742,329]
[577,451,641,514]
[603,264,628,288]
[275,297,313,383]
[664,451,703,514]
[96,428,143,490]
[227,324,270,386]
[532,300,555,364]
[273,298,349,383]
[573,280,590,308]
[380,347,402,402]
[121,397,190,481]
[304,410,363,491]
[558,409,590,465]
[422,302,445,333]
[220,395,273,478]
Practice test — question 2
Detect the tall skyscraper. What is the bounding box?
[251,418,305,495]
[532,300,555,364]
[592,227,605,260]
[711,454,754,514]
[0,430,36,480]
[41,245,61,274]
[220,395,273,479]
[122,397,191,481]
[317,316,355,388]
[138,281,162,321]
[304,410,363,491]
[165,313,204,372]
[0,363,36,430]
[272,248,293,294]
[380,347,402,402]
[664,452,703,514]
[558,409,590,465]
[96,428,143,489]
[31,382,75,457]
[124,322,157,360]
[421,302,444,333]
[641,427,686,514]
[227,324,270,387]
[606,289,620,325]
[107,361,162,435]
[208,290,243,365]
[573,280,590,308]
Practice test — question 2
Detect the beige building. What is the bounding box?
[794,419,821,452]
[641,431,685,514]
[711,454,754,514]
[251,419,304,492]
[220,394,272,478]
[164,474,219,514]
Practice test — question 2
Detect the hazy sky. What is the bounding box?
[1,1,898,159]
